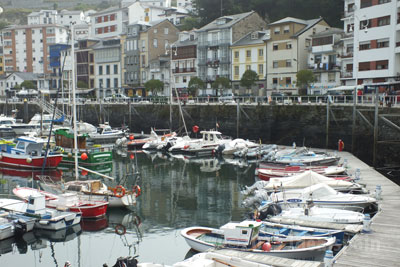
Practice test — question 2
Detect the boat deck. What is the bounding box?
[332,151,400,267]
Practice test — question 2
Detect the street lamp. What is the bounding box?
[165,43,177,132]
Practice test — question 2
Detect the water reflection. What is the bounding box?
[0,151,257,265]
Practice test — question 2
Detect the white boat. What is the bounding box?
[0,114,16,137]
[0,195,81,231]
[181,130,231,156]
[63,180,139,208]
[181,220,335,261]
[0,211,36,240]
[142,129,177,150]
[167,135,201,153]
[217,138,259,155]
[88,123,126,143]
[267,183,376,211]
[258,203,365,224]
[263,170,365,193]
[267,148,340,166]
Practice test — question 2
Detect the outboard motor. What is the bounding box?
[258,203,282,220]
[216,144,225,155]
[14,219,27,236]
[112,256,138,267]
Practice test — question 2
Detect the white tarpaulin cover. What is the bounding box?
[265,170,354,190]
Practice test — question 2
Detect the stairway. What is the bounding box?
[36,97,70,123]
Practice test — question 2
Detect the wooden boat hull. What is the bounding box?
[181,226,335,261]
[0,154,62,169]
[60,150,112,166]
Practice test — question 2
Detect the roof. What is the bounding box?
[3,24,67,30]
[92,6,125,16]
[232,31,269,47]
[197,11,255,32]
[269,17,308,26]
[8,72,40,81]
[268,17,325,38]
[293,18,323,37]
[59,10,83,15]
[92,39,121,50]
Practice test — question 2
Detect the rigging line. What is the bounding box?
[41,29,71,174]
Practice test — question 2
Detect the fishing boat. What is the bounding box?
[256,165,347,181]
[266,183,376,211]
[0,136,62,169]
[63,180,140,208]
[181,130,231,156]
[181,220,335,261]
[88,123,126,144]
[54,128,113,166]
[263,147,340,166]
[13,187,108,218]
[0,194,81,231]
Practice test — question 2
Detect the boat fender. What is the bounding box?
[262,242,272,252]
[26,157,32,163]
[133,185,141,197]
[115,224,126,235]
[81,153,88,161]
[114,185,126,198]
[68,152,73,158]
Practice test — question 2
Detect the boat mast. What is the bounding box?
[71,22,79,180]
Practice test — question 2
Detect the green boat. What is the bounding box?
[55,128,113,166]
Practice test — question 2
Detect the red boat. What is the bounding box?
[13,187,108,219]
[0,137,62,169]
[256,164,347,181]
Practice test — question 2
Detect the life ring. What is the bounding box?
[133,185,141,197]
[113,185,126,198]
[115,224,126,235]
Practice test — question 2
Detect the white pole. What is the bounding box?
[71,23,79,180]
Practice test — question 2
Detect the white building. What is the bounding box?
[57,10,86,26]
[27,10,58,25]
[91,6,129,39]
[0,72,49,96]
[1,24,68,74]
[307,28,344,94]
[341,0,400,91]
[122,0,171,7]
[177,0,194,12]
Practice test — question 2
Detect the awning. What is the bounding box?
[327,85,363,91]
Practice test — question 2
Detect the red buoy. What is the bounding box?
[130,153,135,160]
[81,169,88,176]
[192,125,199,133]
[129,134,134,140]
[262,242,272,252]
[81,153,88,161]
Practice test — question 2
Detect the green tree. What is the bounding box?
[178,17,201,31]
[212,77,230,96]
[77,80,88,89]
[188,77,205,96]
[296,69,315,95]
[240,70,258,94]
[144,79,164,96]
[20,80,36,89]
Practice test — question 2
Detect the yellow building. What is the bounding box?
[231,31,268,96]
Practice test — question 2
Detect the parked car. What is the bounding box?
[104,94,130,102]
[218,93,235,103]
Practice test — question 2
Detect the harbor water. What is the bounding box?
[0,151,256,266]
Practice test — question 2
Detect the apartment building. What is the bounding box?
[91,6,129,39]
[122,0,172,7]
[27,10,58,25]
[341,0,400,90]
[1,24,68,74]
[231,31,269,96]
[0,47,4,76]
[307,28,344,94]
[57,10,86,26]
[75,39,99,91]
[171,31,197,94]
[177,0,194,12]
[125,19,179,94]
[266,17,330,95]
[197,11,267,90]
[49,43,71,90]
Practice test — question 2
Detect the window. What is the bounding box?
[273,78,278,84]
[273,44,278,51]
[273,61,278,68]
[258,64,263,75]
[153,39,158,48]
[106,78,111,88]
[359,42,371,50]
[141,55,146,67]
[246,50,251,58]
[175,76,179,83]
[246,65,251,70]
[377,39,389,48]
[274,27,280,35]
[376,60,388,70]
[286,77,291,85]
[286,43,292,49]
[154,29,158,33]
[99,66,103,75]
[377,16,390,27]
[183,76,187,83]
[378,0,390,3]
[164,28,169,34]
[283,26,290,33]
[114,78,118,88]
[234,66,239,76]
[328,72,336,82]
[360,0,372,8]
[286,60,291,67]
[106,65,110,75]
[90,65,94,75]
[114,64,118,74]
[234,51,239,59]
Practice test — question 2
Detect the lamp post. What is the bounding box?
[165,43,177,132]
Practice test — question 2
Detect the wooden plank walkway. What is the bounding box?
[333,151,400,267]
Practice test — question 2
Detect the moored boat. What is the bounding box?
[0,136,62,169]
[181,220,335,261]
[13,187,108,218]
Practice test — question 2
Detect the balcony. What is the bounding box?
[172,67,196,73]
[308,63,340,71]
[341,72,353,78]
[206,59,220,67]
[340,52,353,58]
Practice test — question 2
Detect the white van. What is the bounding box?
[218,93,235,103]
